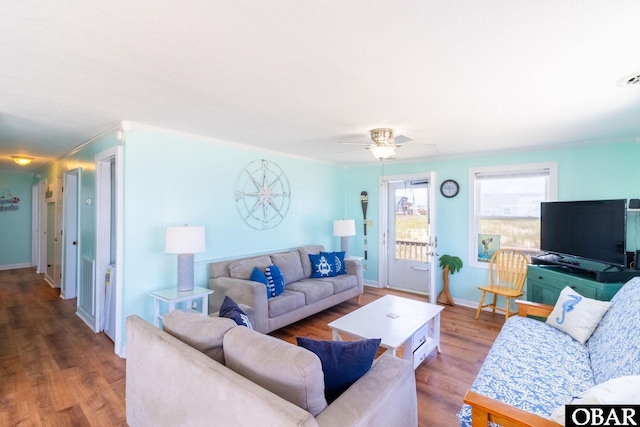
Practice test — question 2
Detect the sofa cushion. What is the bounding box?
[319,275,357,294]
[270,251,305,285]
[457,316,594,427]
[309,253,337,278]
[223,326,328,416]
[265,264,285,297]
[162,310,236,364]
[546,286,611,345]
[297,337,380,404]
[321,251,346,275]
[299,245,325,278]
[268,290,306,318]
[229,255,272,280]
[287,280,334,305]
[548,375,640,424]
[219,296,253,329]
[588,277,640,384]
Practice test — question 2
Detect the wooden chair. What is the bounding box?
[475,249,528,320]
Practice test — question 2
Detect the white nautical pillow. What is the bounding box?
[546,286,611,344]
[548,375,640,425]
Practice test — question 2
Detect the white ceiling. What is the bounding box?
[2,1,640,173]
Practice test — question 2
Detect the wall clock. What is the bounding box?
[235,159,291,230]
[440,179,459,198]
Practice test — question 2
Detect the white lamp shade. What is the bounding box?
[333,219,356,237]
[165,226,205,254]
[369,145,396,159]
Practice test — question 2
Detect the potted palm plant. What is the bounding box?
[437,254,463,305]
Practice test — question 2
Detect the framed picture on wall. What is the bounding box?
[477,234,500,262]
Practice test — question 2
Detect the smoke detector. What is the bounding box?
[616,71,640,87]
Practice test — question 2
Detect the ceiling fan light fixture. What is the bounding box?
[369,145,396,159]
[370,128,394,144]
[11,156,34,166]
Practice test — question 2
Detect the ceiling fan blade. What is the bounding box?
[337,141,371,146]
[404,142,437,147]
[392,135,413,144]
[338,147,367,154]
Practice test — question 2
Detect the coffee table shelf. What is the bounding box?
[328,294,443,370]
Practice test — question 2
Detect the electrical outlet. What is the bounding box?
[363,264,367,271]
[191,301,198,310]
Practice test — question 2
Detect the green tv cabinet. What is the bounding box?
[527,265,625,306]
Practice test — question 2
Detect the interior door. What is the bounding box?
[62,169,80,300]
[385,173,438,299]
[53,176,63,288]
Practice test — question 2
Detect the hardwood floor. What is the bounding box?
[1,268,505,426]
[0,268,126,427]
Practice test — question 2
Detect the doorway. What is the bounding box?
[380,172,438,300]
[95,146,123,356]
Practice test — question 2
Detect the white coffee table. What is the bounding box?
[328,294,444,369]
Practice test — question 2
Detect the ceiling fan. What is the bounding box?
[338,128,433,160]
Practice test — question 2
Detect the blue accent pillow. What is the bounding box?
[309,253,337,278]
[321,251,346,275]
[219,296,253,329]
[265,264,285,296]
[296,337,381,403]
[250,266,275,298]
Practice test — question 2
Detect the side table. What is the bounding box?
[148,286,214,328]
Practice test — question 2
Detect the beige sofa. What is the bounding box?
[126,313,418,427]
[208,245,364,333]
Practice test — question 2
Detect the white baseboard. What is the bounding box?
[0,263,33,271]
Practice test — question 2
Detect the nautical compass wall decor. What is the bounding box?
[235,159,291,230]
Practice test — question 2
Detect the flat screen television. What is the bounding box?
[540,199,627,269]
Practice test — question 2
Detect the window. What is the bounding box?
[467,162,557,268]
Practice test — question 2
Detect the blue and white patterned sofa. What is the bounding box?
[458,277,640,426]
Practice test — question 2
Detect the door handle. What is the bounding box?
[411,266,429,271]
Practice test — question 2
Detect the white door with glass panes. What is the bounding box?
[384,173,438,299]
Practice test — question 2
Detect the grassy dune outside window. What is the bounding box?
[468,163,558,269]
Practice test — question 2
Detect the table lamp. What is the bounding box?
[165,225,205,292]
[333,219,356,258]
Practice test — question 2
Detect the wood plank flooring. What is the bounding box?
[0,268,127,427]
[1,268,505,426]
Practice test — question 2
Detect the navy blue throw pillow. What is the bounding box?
[251,266,275,298]
[321,251,346,275]
[309,253,337,278]
[296,337,381,403]
[219,296,253,329]
[265,264,285,296]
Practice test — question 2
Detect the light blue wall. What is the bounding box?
[23,125,640,351]
[121,127,348,329]
[346,141,640,303]
[0,171,33,268]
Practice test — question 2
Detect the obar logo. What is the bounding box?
[567,405,640,427]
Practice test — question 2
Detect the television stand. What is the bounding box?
[531,254,639,283]
[527,265,627,306]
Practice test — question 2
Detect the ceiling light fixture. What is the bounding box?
[370,128,395,144]
[11,156,34,166]
[369,145,396,159]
